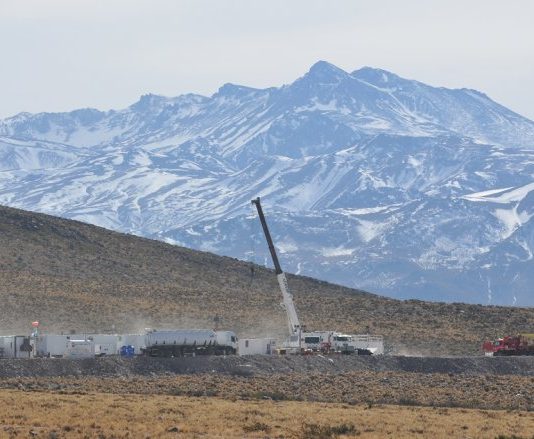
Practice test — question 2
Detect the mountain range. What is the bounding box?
[1,61,533,305]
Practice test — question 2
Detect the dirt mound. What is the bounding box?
[0,355,533,379]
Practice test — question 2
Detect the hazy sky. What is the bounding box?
[0,0,533,119]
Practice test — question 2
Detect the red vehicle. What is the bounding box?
[483,334,534,356]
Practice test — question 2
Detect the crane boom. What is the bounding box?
[251,197,301,336]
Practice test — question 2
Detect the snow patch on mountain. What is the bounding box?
[1,61,534,305]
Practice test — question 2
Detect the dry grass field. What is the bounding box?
[1,205,533,356]
[1,389,534,439]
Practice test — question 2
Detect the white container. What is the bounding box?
[86,334,120,356]
[95,343,116,356]
[0,335,33,358]
[238,338,277,356]
[0,336,13,358]
[64,340,95,359]
[35,334,71,357]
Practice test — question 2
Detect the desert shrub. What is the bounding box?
[228,368,254,377]
[398,397,419,406]
[251,391,288,401]
[243,422,271,433]
[301,422,357,439]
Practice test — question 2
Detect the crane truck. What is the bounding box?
[251,197,303,353]
[251,197,384,355]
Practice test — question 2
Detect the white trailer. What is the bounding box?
[238,338,277,356]
[0,335,33,358]
[86,334,120,356]
[64,340,95,359]
[35,334,71,357]
[35,334,120,357]
[0,336,10,358]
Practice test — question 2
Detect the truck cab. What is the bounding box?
[215,331,238,354]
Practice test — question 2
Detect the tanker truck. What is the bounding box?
[142,329,237,357]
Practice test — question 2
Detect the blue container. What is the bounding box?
[120,345,135,357]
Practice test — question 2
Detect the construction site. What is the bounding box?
[0,202,533,438]
[2,198,530,363]
[0,198,387,360]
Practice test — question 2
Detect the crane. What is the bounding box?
[251,197,302,344]
[250,197,384,356]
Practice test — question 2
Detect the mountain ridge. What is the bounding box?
[0,61,533,305]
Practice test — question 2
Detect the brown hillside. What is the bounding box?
[0,205,532,355]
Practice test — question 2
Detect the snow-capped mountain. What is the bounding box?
[1,61,533,305]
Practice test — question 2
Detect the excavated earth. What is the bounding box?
[0,355,533,378]
[1,355,534,411]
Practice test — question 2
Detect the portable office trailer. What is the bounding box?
[238,338,277,356]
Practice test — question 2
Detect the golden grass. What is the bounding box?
[1,390,533,439]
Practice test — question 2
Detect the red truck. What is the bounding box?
[483,334,534,356]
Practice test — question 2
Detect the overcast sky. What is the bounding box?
[0,0,533,119]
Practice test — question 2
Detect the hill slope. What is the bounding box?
[0,205,532,355]
[1,61,533,305]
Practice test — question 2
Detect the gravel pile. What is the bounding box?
[0,354,533,378]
